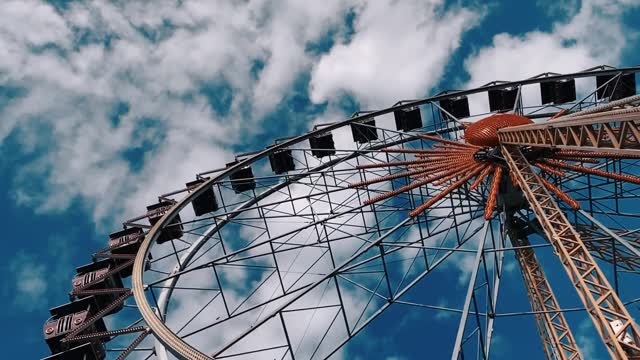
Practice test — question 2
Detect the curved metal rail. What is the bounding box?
[132,65,640,360]
[146,132,446,359]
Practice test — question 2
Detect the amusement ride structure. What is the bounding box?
[41,65,640,359]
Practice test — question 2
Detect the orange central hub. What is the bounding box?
[464,114,533,147]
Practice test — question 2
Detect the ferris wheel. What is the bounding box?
[41,65,640,360]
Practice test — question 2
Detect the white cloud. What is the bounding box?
[9,252,48,311]
[466,0,639,83]
[536,0,580,18]
[463,0,639,114]
[1,0,71,48]
[309,0,483,107]
[0,0,358,226]
[5,235,78,312]
[575,317,599,359]
[0,0,491,231]
[466,32,597,86]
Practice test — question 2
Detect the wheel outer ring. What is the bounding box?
[131,128,434,359]
[131,66,640,359]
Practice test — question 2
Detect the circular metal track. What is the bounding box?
[40,65,640,360]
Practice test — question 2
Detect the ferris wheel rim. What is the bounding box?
[143,133,428,359]
[130,65,640,360]
[133,126,464,359]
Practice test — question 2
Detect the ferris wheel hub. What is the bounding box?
[464,114,533,147]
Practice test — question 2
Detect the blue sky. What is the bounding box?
[1,0,639,359]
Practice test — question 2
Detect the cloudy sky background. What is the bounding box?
[1,0,639,358]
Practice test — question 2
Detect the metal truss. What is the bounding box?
[578,221,640,273]
[502,144,640,359]
[450,219,505,360]
[505,213,582,360]
[498,106,640,155]
[542,153,640,273]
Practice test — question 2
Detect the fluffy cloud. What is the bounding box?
[9,252,48,311]
[309,0,483,107]
[5,234,77,312]
[463,0,639,112]
[0,0,358,226]
[0,0,488,230]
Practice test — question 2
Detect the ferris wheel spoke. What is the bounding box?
[142,211,368,290]
[202,217,413,358]
[148,242,193,265]
[204,186,344,221]
[324,214,464,271]
[558,169,640,196]
[179,279,314,341]
[175,292,222,335]
[517,207,640,274]
[451,221,490,360]
[318,219,492,360]
[153,214,420,344]
[388,223,433,297]
[588,200,635,227]
[170,205,485,309]
[337,212,486,299]
[576,208,640,272]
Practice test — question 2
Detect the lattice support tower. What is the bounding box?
[502,144,640,359]
[506,214,582,360]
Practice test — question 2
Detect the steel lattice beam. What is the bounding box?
[498,108,640,155]
[451,221,489,360]
[579,227,640,272]
[506,216,582,360]
[502,144,640,359]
